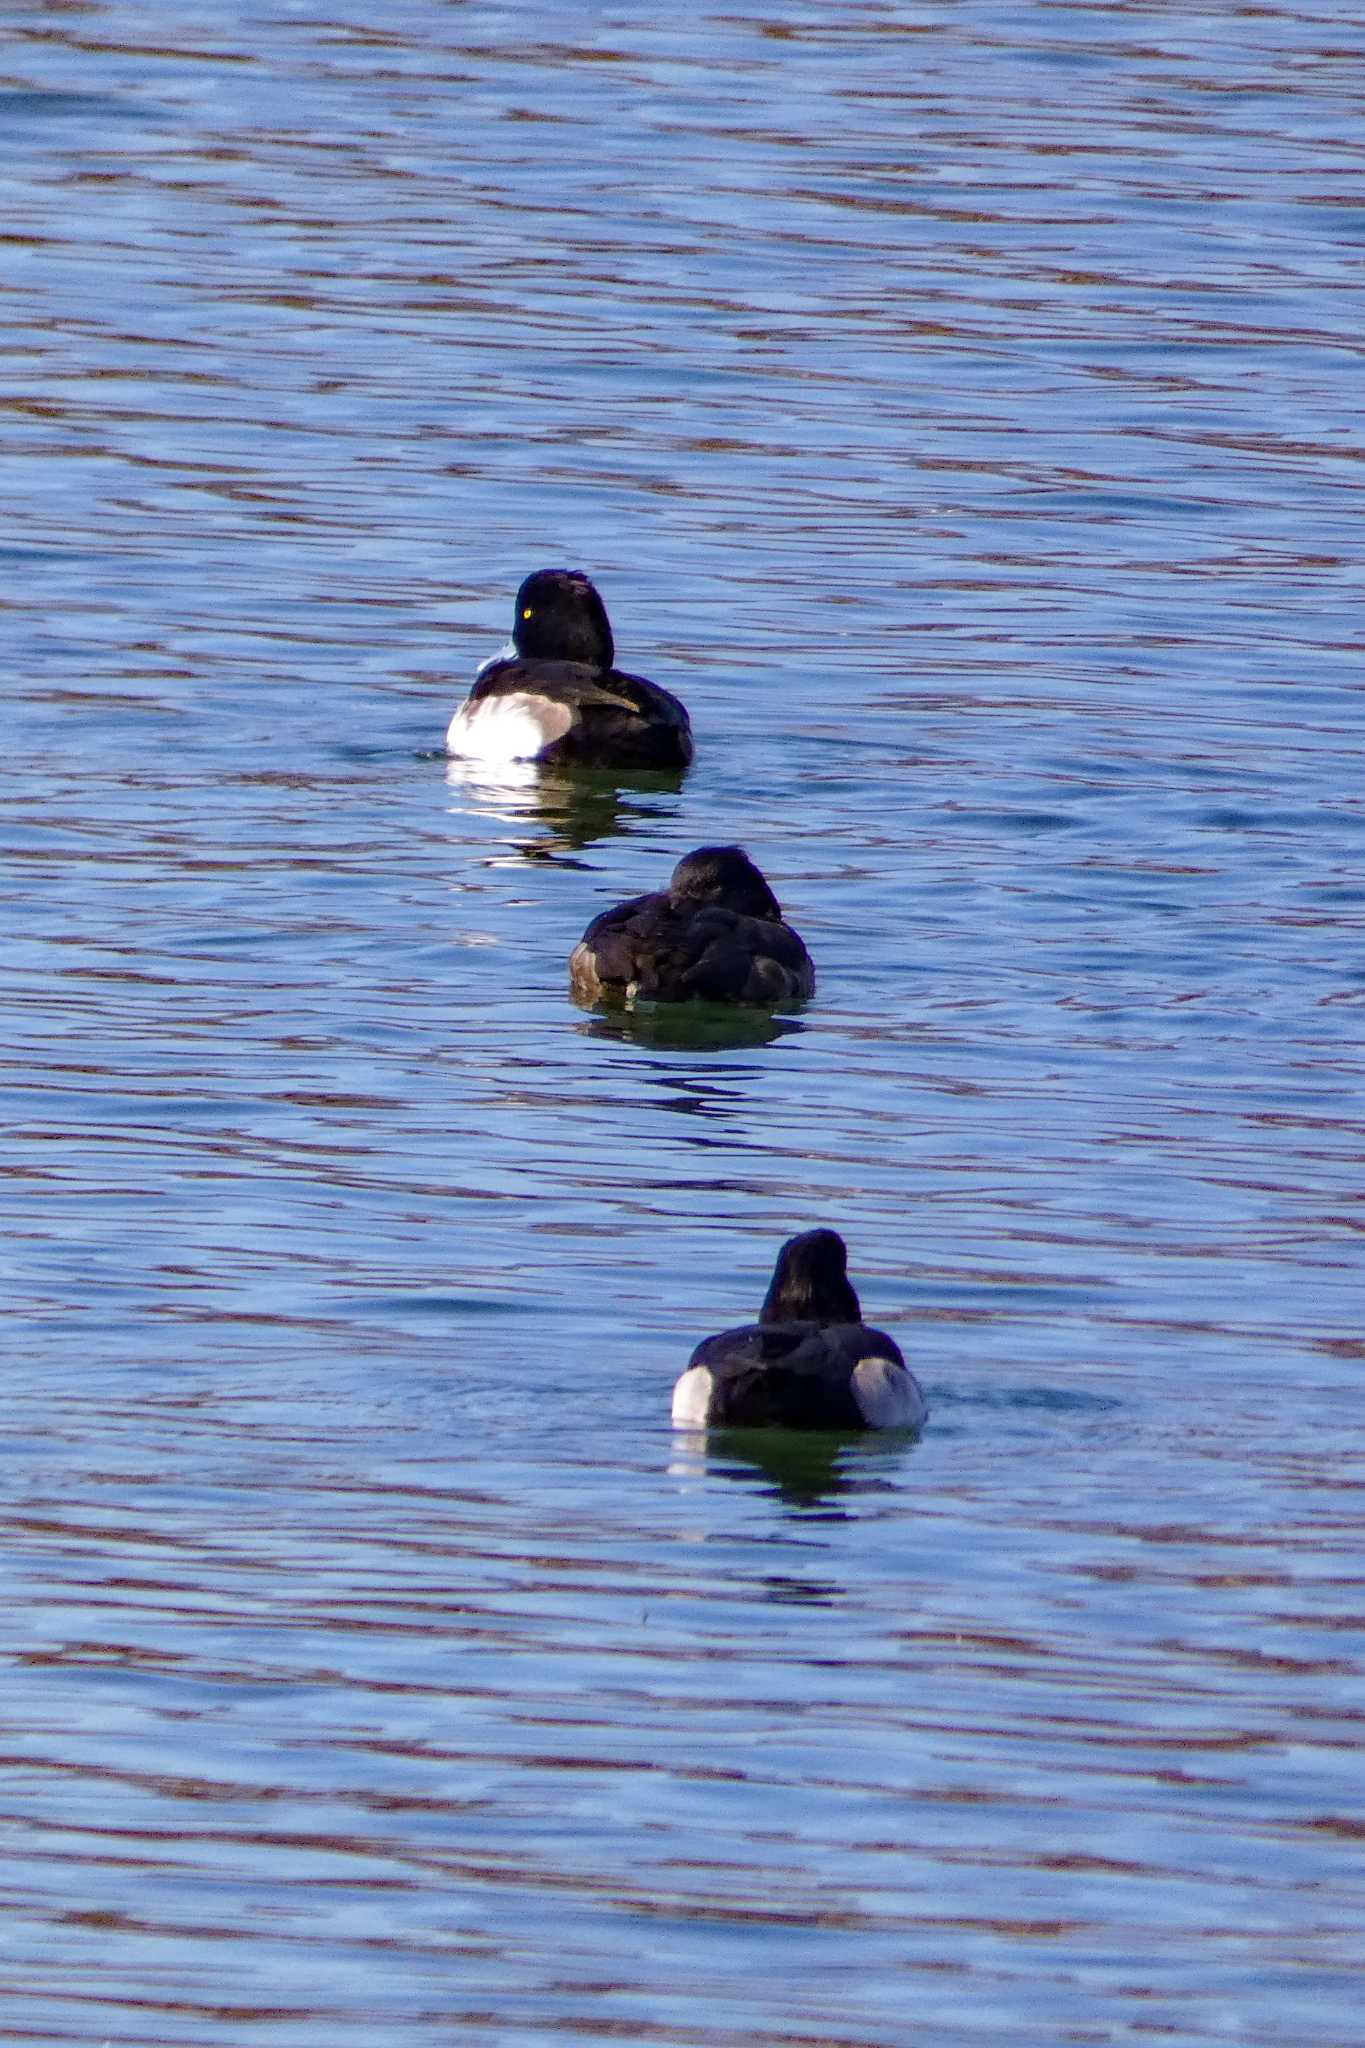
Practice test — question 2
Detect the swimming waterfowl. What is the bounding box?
[672,1228,926,1431]
[445,568,693,770]
[569,845,814,1008]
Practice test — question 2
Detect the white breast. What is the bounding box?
[850,1356,927,1430]
[446,691,574,764]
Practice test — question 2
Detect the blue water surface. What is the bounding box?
[3,3,1364,2044]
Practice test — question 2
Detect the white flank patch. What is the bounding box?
[446,691,573,764]
[671,1365,715,1429]
[851,1357,927,1430]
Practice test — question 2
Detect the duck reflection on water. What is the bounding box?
[444,756,687,866]
[669,1426,916,1516]
[578,1002,805,1054]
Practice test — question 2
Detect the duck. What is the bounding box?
[671,1228,927,1431]
[569,845,815,1007]
[445,568,693,770]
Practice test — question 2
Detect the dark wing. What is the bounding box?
[467,656,615,709]
[596,667,694,767]
[573,889,671,993]
[656,908,814,1005]
[687,1320,902,1428]
[572,895,709,1001]
[469,659,691,769]
[574,903,813,1008]
[691,1322,906,1374]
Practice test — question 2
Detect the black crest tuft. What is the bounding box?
[759,1229,862,1326]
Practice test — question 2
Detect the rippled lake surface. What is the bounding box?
[5,3,1365,2042]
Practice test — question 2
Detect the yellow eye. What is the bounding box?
[522,606,534,620]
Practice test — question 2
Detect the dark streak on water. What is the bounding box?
[3,3,1365,2044]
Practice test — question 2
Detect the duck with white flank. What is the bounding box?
[672,1229,927,1431]
[446,568,693,770]
[569,846,814,1008]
